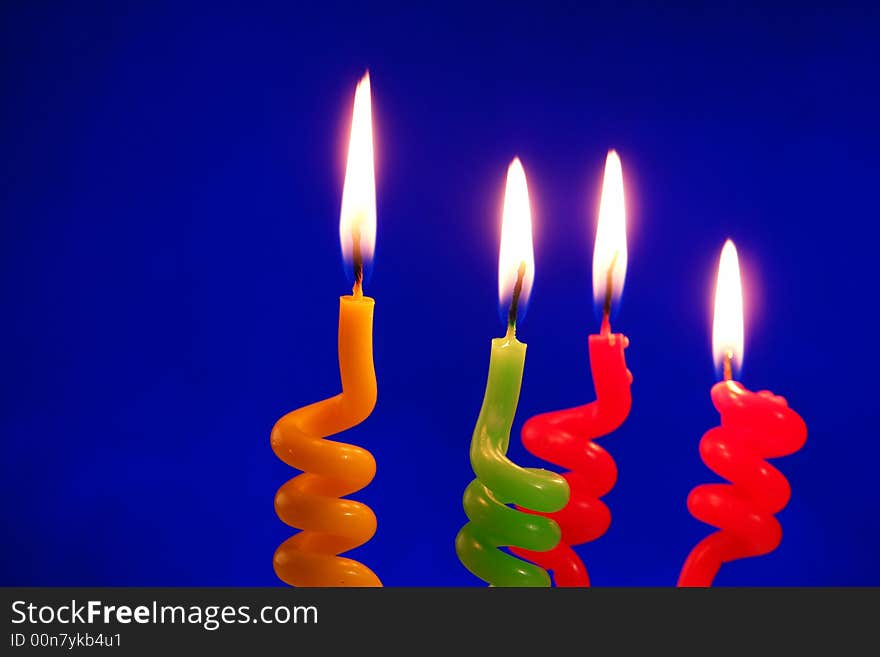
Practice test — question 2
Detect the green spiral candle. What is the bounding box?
[455,158,569,587]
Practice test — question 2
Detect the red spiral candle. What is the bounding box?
[678,380,807,586]
[678,239,808,586]
[510,315,631,586]
[510,150,633,586]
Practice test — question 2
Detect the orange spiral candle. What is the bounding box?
[271,72,381,587]
[271,293,380,586]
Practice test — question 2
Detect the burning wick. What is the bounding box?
[723,351,733,382]
[507,260,527,332]
[601,250,620,336]
[352,226,364,297]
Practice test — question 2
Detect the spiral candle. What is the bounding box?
[271,294,381,587]
[455,326,570,587]
[679,239,808,586]
[677,379,807,586]
[510,317,632,586]
[509,150,633,586]
[456,158,569,587]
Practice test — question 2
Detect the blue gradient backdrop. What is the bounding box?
[2,2,878,586]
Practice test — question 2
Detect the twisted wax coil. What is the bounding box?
[678,380,807,586]
[511,331,632,586]
[456,332,570,587]
[271,295,381,587]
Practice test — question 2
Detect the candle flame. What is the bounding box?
[712,239,745,378]
[339,72,376,286]
[498,157,535,326]
[592,150,628,314]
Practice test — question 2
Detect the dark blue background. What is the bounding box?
[2,2,878,586]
